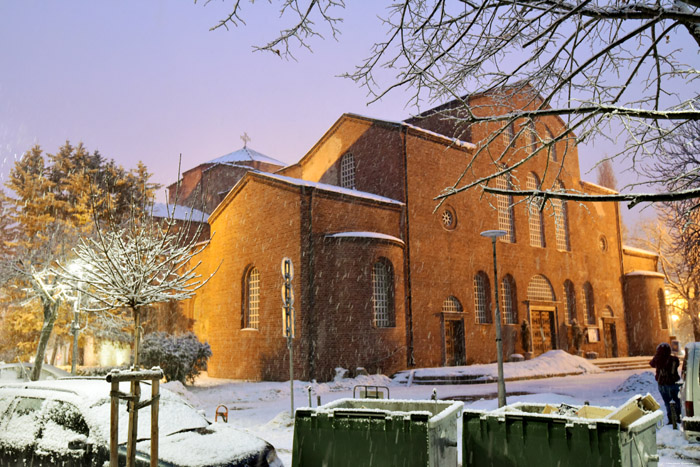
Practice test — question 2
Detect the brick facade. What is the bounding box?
[180,88,664,381]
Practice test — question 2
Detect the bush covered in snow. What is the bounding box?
[140,332,212,384]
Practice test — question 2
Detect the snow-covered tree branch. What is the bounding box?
[58,203,217,366]
[205,0,700,206]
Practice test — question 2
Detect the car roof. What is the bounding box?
[0,378,179,407]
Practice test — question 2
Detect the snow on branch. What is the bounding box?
[57,207,217,313]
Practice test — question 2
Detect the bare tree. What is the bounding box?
[203,0,700,207]
[638,216,700,340]
[641,120,700,340]
[58,206,216,366]
[596,159,619,191]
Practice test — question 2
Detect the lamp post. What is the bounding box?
[480,229,507,408]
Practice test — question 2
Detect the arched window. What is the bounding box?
[582,282,595,325]
[502,121,515,147]
[546,126,558,161]
[527,275,555,302]
[658,289,668,330]
[372,259,394,327]
[243,267,260,329]
[527,120,537,154]
[443,296,463,313]
[527,173,545,248]
[553,180,570,251]
[501,275,517,324]
[340,153,356,189]
[496,170,516,243]
[474,271,491,324]
[563,280,576,324]
[602,306,614,318]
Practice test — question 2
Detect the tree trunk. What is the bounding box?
[692,313,700,342]
[31,302,59,381]
[50,338,59,366]
[132,306,141,368]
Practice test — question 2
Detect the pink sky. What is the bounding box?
[0,2,650,227]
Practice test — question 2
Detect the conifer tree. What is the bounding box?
[0,142,158,379]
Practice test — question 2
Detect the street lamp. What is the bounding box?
[480,229,507,408]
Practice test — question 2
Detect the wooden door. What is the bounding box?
[445,320,466,366]
[603,322,618,358]
[531,310,555,355]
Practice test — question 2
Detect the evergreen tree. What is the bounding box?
[0,142,159,379]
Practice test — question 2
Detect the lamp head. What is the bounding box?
[480,229,507,239]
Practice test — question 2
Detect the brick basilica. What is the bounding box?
[174,87,669,381]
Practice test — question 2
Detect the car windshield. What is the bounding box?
[85,385,209,444]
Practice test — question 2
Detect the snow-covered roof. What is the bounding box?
[625,270,665,278]
[345,113,476,150]
[325,232,405,245]
[580,180,619,194]
[622,245,658,258]
[152,203,209,223]
[258,172,404,206]
[208,146,286,167]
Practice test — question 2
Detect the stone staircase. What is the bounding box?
[591,356,652,372]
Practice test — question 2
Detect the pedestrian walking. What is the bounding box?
[650,342,682,424]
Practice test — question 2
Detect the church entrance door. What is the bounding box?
[531,309,555,355]
[445,320,466,366]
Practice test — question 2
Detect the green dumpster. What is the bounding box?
[463,401,663,467]
[292,398,463,466]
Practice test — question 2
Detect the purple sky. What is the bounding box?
[0,2,650,227]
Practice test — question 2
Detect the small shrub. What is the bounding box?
[140,332,212,384]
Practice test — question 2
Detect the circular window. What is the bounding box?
[599,235,608,252]
[441,207,457,230]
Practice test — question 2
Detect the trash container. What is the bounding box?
[463,397,663,467]
[292,398,463,467]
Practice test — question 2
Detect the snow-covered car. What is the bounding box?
[681,342,700,442]
[0,378,283,466]
[0,362,70,382]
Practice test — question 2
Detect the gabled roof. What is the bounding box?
[152,203,209,222]
[285,113,475,175]
[209,170,404,224]
[208,146,286,167]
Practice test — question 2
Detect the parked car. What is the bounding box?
[681,342,700,442]
[0,378,283,466]
[0,362,70,382]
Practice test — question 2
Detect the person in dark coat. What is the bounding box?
[650,342,682,424]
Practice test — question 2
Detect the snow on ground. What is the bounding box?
[167,352,700,466]
[393,349,602,382]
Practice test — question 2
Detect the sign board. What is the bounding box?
[587,327,600,343]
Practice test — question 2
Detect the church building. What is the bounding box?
[176,86,669,381]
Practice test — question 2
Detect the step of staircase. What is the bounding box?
[591,357,652,372]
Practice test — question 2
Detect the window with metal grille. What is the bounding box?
[474,272,491,324]
[502,121,515,147]
[443,296,463,313]
[546,126,558,161]
[526,173,545,248]
[527,275,555,302]
[244,267,260,329]
[658,289,668,329]
[563,280,576,324]
[501,275,517,324]
[553,180,570,251]
[340,153,356,189]
[372,260,394,327]
[527,120,537,154]
[496,171,516,243]
[582,282,595,325]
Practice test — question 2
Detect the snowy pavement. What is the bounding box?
[164,352,700,466]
